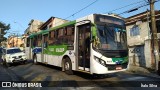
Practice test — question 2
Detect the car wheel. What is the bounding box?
[3,59,10,67]
[64,57,73,75]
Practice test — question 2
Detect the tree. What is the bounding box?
[0,21,10,46]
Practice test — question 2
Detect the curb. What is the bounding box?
[126,65,160,79]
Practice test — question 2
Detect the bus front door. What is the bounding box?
[77,23,91,72]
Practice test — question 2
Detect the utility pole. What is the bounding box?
[149,0,160,73]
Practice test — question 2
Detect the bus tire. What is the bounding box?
[64,57,73,75]
[33,55,38,64]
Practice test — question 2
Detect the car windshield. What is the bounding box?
[96,25,127,50]
[7,48,22,54]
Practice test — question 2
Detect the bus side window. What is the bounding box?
[49,31,55,45]
[66,26,74,45]
[59,28,64,44]
[54,30,59,44]
[43,34,49,48]
[34,36,38,47]
[26,38,30,47]
[44,42,48,48]
[55,28,63,44]
[31,38,34,47]
[37,34,42,47]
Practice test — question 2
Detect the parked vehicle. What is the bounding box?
[2,47,27,66]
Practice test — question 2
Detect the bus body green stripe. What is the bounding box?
[44,45,68,55]
[29,30,49,38]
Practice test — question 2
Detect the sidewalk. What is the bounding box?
[127,65,160,79]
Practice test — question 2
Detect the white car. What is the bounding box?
[2,47,27,65]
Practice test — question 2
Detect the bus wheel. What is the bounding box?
[33,55,38,64]
[64,57,73,75]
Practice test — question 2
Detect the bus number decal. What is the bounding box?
[56,48,65,52]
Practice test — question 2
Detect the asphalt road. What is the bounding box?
[4,61,160,90]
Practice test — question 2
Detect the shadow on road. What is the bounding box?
[34,62,118,80]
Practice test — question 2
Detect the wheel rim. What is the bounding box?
[65,62,70,70]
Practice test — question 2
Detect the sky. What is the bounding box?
[0,0,160,37]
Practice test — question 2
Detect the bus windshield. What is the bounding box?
[96,25,127,50]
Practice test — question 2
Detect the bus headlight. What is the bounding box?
[94,56,106,66]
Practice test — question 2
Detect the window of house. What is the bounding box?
[130,25,140,36]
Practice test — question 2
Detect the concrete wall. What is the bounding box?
[44,18,68,30]
[7,37,24,50]
[126,21,154,71]
[25,20,43,34]
[52,18,68,27]
[128,45,145,67]
[144,39,153,68]
[126,22,150,46]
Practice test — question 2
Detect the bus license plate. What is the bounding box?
[116,66,122,70]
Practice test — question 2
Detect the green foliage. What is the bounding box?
[0,21,10,41]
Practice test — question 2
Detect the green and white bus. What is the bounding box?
[25,14,128,75]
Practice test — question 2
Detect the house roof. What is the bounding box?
[125,10,160,25]
[39,17,54,29]
[39,16,69,30]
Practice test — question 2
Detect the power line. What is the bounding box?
[104,0,145,14]
[49,0,159,29]
[65,0,99,20]
[117,0,160,15]
[118,2,150,15]
[52,0,99,27]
